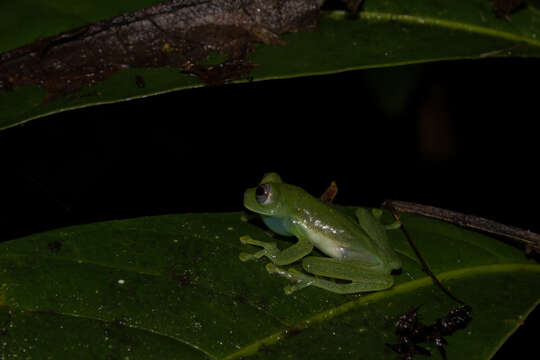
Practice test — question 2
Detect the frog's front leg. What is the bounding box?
[267,257,394,295]
[239,235,313,266]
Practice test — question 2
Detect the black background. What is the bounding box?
[0,57,538,358]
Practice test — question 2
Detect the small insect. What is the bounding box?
[135,75,146,88]
[387,305,472,360]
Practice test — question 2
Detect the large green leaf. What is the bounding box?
[0,210,538,359]
[1,0,540,129]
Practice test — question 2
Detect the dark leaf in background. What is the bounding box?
[2,0,540,129]
[0,0,320,95]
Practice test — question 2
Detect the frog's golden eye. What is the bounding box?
[255,184,271,205]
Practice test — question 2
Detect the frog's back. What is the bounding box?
[285,191,368,254]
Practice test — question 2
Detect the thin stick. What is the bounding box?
[384,204,465,305]
[383,200,540,256]
[319,181,338,204]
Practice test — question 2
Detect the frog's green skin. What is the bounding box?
[240,173,402,294]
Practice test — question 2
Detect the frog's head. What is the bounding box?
[243,173,289,216]
[259,172,282,184]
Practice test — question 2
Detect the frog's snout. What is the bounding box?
[243,188,260,213]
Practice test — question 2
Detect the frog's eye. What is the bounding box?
[255,184,271,205]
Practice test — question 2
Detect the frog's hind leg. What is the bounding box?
[266,257,394,295]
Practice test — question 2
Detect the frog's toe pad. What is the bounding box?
[284,285,296,295]
[265,263,279,273]
[239,235,252,244]
[239,252,253,262]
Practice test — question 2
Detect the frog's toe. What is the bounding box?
[266,264,295,279]
[371,208,384,218]
[284,281,312,295]
[266,263,291,277]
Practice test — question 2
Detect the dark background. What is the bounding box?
[0,58,538,358]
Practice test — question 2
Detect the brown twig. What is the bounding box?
[382,200,540,256]
[319,181,338,204]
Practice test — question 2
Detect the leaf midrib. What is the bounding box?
[223,263,540,360]
[324,10,540,47]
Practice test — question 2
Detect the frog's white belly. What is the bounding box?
[306,231,346,259]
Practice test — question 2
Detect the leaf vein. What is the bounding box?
[0,306,218,360]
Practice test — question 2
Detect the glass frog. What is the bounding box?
[240,173,402,294]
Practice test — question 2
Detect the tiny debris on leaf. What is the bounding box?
[492,0,525,21]
[387,305,472,360]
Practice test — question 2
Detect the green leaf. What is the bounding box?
[0,210,538,359]
[1,0,540,129]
